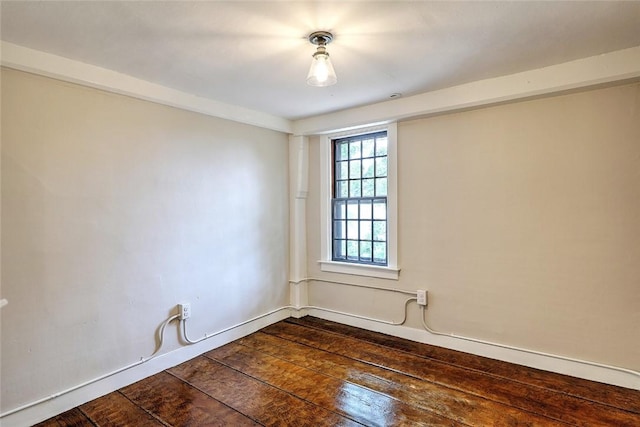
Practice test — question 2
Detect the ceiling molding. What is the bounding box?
[292,45,640,136]
[3,41,639,137]
[0,41,293,134]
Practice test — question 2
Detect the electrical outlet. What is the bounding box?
[178,303,191,320]
[417,290,428,306]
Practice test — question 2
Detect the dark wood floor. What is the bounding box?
[36,316,640,426]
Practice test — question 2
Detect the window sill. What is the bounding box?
[318,260,400,280]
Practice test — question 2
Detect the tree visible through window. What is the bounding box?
[332,131,388,265]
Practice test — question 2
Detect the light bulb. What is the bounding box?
[314,54,330,83]
[307,49,337,87]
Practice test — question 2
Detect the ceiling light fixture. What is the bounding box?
[307,31,337,87]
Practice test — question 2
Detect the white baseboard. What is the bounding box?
[304,308,640,391]
[1,308,292,427]
[4,305,637,427]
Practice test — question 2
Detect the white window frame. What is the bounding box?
[319,122,399,280]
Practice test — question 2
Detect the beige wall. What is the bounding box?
[1,68,289,411]
[306,82,640,371]
[2,66,638,415]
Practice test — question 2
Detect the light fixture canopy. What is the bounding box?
[307,31,337,87]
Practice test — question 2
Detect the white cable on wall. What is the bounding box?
[181,298,417,342]
[4,284,638,420]
[180,306,298,344]
[0,295,414,416]
[0,314,181,419]
[179,278,420,343]
[290,277,418,296]
[3,306,299,419]
[301,298,417,326]
[418,305,640,378]
[292,277,640,379]
[180,279,420,344]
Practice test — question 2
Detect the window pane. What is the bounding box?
[349,160,361,179]
[333,200,346,219]
[373,201,386,220]
[360,241,372,261]
[373,242,386,263]
[337,142,348,161]
[375,178,387,196]
[360,220,372,240]
[362,158,374,178]
[360,201,372,219]
[349,180,361,197]
[336,181,348,198]
[362,139,375,158]
[347,240,359,259]
[373,220,386,241]
[334,239,346,259]
[347,201,358,219]
[375,157,387,177]
[336,161,348,180]
[349,141,361,159]
[362,178,375,197]
[347,221,358,239]
[334,220,346,239]
[375,137,387,156]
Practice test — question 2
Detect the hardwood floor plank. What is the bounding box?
[206,342,462,427]
[79,391,166,426]
[237,331,567,426]
[120,370,260,426]
[168,355,364,427]
[264,320,640,426]
[288,316,640,414]
[33,408,94,427]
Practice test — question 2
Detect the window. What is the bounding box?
[319,123,399,280]
[332,131,388,265]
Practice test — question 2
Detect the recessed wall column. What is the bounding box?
[289,134,309,313]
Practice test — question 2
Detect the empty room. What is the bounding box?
[1,1,639,426]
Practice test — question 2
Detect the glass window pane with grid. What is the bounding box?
[332,131,387,265]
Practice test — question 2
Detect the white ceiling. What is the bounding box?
[2,1,640,120]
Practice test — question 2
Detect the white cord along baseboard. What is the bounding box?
[0,314,181,419]
[4,283,638,422]
[0,308,290,421]
[290,277,640,383]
